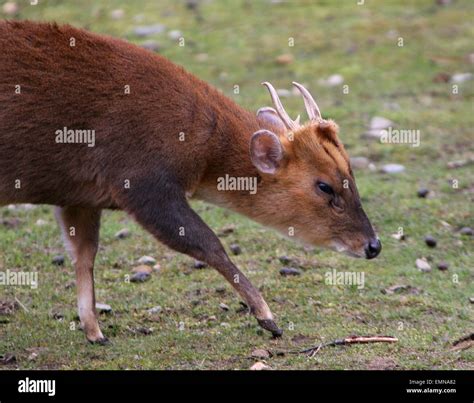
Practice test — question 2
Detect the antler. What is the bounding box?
[262,82,300,130]
[292,81,322,121]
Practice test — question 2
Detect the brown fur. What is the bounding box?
[0,21,379,342]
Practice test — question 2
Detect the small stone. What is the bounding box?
[35,219,47,226]
[218,224,235,236]
[437,261,449,271]
[469,297,474,304]
[2,2,18,16]
[110,9,125,20]
[215,286,226,294]
[0,353,16,365]
[450,73,473,83]
[220,322,230,328]
[115,228,131,239]
[168,30,183,40]
[370,116,393,130]
[251,349,271,359]
[382,164,405,174]
[391,232,405,241]
[250,361,271,370]
[229,243,242,255]
[417,188,430,198]
[141,40,160,52]
[424,236,437,248]
[325,74,344,86]
[416,258,432,272]
[133,24,166,37]
[137,255,156,265]
[153,263,161,272]
[52,255,65,266]
[275,54,294,65]
[95,303,112,313]
[193,260,208,269]
[276,89,292,97]
[132,265,153,275]
[350,157,370,169]
[130,272,151,283]
[459,227,473,236]
[278,255,292,264]
[279,267,301,276]
[147,306,162,314]
[219,302,229,311]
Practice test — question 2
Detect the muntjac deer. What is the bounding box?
[0,21,381,343]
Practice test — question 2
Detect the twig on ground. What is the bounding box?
[282,335,398,357]
[450,332,473,351]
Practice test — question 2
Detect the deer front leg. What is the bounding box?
[54,206,107,344]
[115,177,282,337]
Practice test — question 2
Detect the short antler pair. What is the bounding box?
[262,81,322,130]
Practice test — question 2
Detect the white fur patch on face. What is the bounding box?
[330,240,365,258]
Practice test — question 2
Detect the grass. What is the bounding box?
[0,0,473,370]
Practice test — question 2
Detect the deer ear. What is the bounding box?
[250,129,284,175]
[257,107,287,134]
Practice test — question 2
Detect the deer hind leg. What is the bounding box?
[54,206,107,344]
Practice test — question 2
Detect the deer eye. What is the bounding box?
[317,181,334,196]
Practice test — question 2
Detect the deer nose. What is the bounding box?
[365,238,381,259]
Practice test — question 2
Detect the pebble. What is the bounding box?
[229,243,242,255]
[279,267,301,276]
[147,306,162,314]
[193,260,208,269]
[2,2,18,16]
[95,303,112,313]
[215,286,226,294]
[324,74,344,86]
[251,349,271,359]
[350,157,370,169]
[35,219,47,226]
[370,116,393,130]
[391,232,405,241]
[137,255,156,265]
[437,261,449,271]
[417,188,430,198]
[424,235,437,248]
[276,89,292,97]
[219,302,229,311]
[450,73,473,83]
[52,255,65,266]
[115,228,131,239]
[141,40,160,51]
[130,272,151,283]
[275,54,294,65]
[459,227,473,236]
[133,24,166,37]
[279,255,292,264]
[250,362,271,370]
[382,164,405,174]
[110,9,125,20]
[469,297,474,304]
[168,30,183,40]
[132,265,153,275]
[416,258,432,272]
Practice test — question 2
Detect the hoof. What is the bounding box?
[257,319,283,338]
[88,337,110,346]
